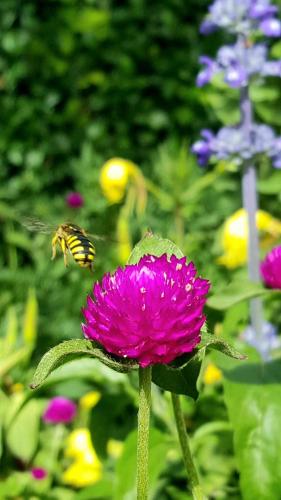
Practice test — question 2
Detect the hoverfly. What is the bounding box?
[22,218,98,272]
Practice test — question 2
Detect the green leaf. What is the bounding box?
[152,354,202,399]
[224,360,281,500]
[30,339,138,389]
[128,233,184,265]
[207,279,268,310]
[6,399,43,462]
[72,477,113,499]
[114,428,171,500]
[258,171,281,194]
[152,332,245,397]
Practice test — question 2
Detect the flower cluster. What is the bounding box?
[200,0,281,37]
[82,254,210,367]
[197,42,281,88]
[192,124,281,168]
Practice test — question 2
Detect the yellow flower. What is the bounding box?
[107,439,124,459]
[79,391,101,410]
[100,158,138,203]
[10,382,24,393]
[63,428,102,488]
[203,363,223,385]
[218,208,281,269]
[62,460,102,488]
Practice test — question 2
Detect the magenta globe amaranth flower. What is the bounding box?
[82,254,210,368]
[31,467,48,480]
[42,396,77,424]
[66,192,84,208]
[260,245,281,289]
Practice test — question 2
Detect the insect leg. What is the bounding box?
[51,234,58,260]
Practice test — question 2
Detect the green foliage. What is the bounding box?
[224,361,281,500]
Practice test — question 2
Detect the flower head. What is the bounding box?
[79,391,101,410]
[82,254,210,368]
[203,363,223,384]
[31,467,48,480]
[100,158,137,203]
[42,396,77,424]
[66,192,84,208]
[63,428,102,487]
[260,245,281,289]
[218,209,281,268]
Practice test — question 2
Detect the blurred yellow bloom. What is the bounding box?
[63,428,102,487]
[10,382,24,393]
[62,459,102,488]
[218,209,281,269]
[79,391,101,410]
[107,439,124,459]
[100,158,138,203]
[203,363,223,385]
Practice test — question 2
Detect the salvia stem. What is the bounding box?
[137,365,152,500]
[240,67,264,341]
[171,393,205,500]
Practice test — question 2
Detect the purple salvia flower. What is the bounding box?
[260,246,281,288]
[200,19,217,34]
[259,17,281,36]
[249,0,278,19]
[42,397,77,424]
[242,321,280,360]
[196,56,216,87]
[82,254,210,368]
[224,63,247,87]
[191,129,214,166]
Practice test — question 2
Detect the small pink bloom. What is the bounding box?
[82,254,210,367]
[42,396,77,424]
[31,467,47,480]
[66,192,84,208]
[260,246,281,289]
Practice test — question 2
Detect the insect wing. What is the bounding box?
[21,217,56,234]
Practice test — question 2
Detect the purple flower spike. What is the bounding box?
[260,246,281,289]
[31,468,48,480]
[66,192,84,208]
[82,254,210,368]
[260,17,281,36]
[42,397,77,424]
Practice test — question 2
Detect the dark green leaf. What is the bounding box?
[30,339,138,389]
[152,354,202,399]
[128,233,184,265]
[224,360,281,500]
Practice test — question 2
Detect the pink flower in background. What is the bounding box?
[42,396,77,424]
[82,254,210,367]
[260,245,281,289]
[66,192,84,208]
[31,467,48,480]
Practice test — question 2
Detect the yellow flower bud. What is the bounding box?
[79,391,101,410]
[100,158,138,203]
[65,428,100,464]
[107,439,124,459]
[62,459,102,488]
[203,363,223,385]
[218,209,281,269]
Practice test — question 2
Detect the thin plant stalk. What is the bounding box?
[171,393,205,500]
[137,366,152,500]
[240,36,264,341]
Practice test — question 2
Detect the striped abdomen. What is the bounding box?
[66,232,95,269]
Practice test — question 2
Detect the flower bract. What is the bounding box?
[82,254,210,368]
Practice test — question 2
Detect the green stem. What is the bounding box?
[137,366,152,500]
[171,393,205,500]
